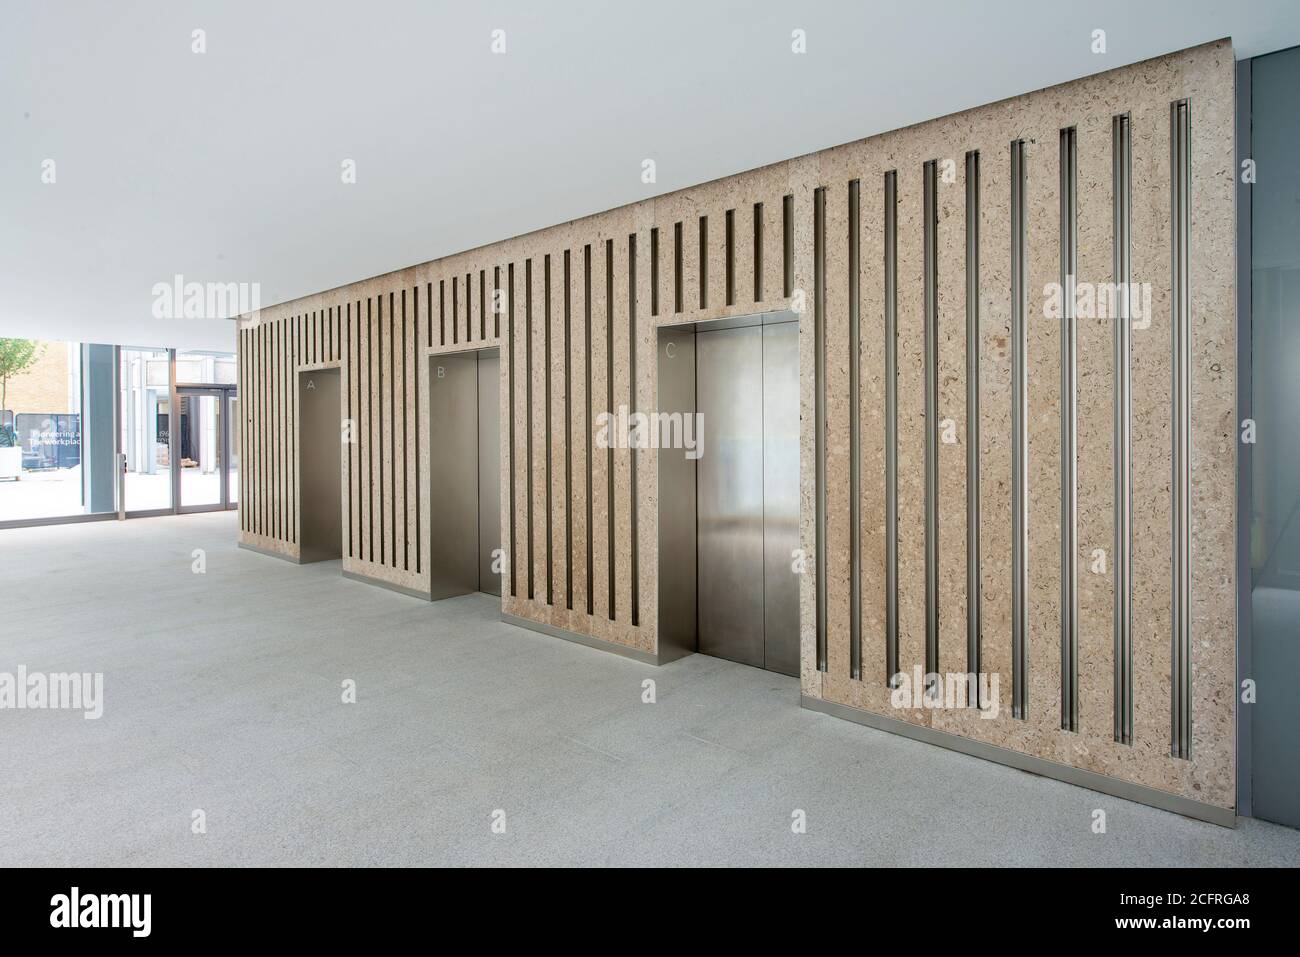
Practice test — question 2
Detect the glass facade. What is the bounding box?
[177,392,223,509]
[1249,45,1300,829]
[119,347,172,511]
[0,341,237,526]
[0,339,85,521]
[177,351,237,386]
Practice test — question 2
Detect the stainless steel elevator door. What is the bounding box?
[762,322,801,676]
[298,369,342,564]
[696,321,799,674]
[297,364,343,561]
[429,355,480,600]
[477,353,502,596]
[698,326,766,668]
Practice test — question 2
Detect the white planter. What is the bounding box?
[0,446,21,480]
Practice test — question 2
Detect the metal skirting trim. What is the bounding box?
[0,511,120,531]
[238,540,302,564]
[501,612,662,666]
[341,568,429,600]
[0,506,196,531]
[799,694,1236,828]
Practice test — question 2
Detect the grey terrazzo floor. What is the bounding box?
[1,512,1297,867]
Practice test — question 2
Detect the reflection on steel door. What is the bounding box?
[762,323,800,676]
[696,322,799,675]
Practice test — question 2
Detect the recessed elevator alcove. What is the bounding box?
[657,312,800,675]
[297,367,343,564]
[428,349,502,600]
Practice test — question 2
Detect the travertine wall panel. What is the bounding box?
[1076,108,1116,753]
[937,125,969,684]
[238,41,1236,811]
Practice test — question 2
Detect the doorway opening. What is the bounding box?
[657,312,800,675]
[428,349,501,600]
[297,367,342,563]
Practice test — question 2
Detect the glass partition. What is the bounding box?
[175,351,237,511]
[1,340,236,527]
[177,351,236,386]
[228,393,239,504]
[177,391,223,510]
[0,339,85,521]
[119,347,172,512]
[1250,45,1300,829]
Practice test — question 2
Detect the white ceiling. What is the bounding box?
[4,0,1298,353]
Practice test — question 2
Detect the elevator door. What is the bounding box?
[429,351,501,600]
[696,322,799,675]
[298,368,341,564]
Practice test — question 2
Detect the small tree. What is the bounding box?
[0,339,44,440]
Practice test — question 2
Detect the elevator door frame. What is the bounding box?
[427,347,502,601]
[656,310,801,675]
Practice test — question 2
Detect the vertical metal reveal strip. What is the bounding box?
[674,223,683,313]
[699,217,708,310]
[401,297,409,570]
[923,160,940,677]
[1011,140,1029,720]
[650,228,659,316]
[414,292,420,574]
[508,264,517,596]
[884,171,900,685]
[1060,127,1080,733]
[629,233,639,627]
[725,210,735,305]
[367,299,374,562]
[849,179,862,680]
[965,150,982,707]
[565,251,573,611]
[545,256,553,606]
[814,186,828,673]
[1171,100,1192,760]
[584,246,594,615]
[526,259,535,601]
[378,297,385,565]
[1113,114,1134,745]
[783,195,794,298]
[606,239,616,619]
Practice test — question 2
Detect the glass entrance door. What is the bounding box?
[177,388,235,512]
[227,392,239,506]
